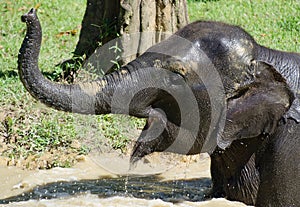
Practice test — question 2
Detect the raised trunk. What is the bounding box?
[18,9,156,117]
[18,9,110,114]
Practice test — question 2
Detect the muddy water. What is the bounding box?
[0,153,250,206]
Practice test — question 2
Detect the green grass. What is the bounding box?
[1,0,84,74]
[0,0,88,168]
[0,0,299,168]
[187,0,299,52]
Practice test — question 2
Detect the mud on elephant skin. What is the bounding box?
[18,8,300,206]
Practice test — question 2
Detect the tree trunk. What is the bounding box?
[74,0,121,58]
[119,0,189,63]
[62,0,188,81]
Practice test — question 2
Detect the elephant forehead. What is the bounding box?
[216,38,256,93]
[220,37,255,64]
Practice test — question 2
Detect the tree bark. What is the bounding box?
[62,0,188,81]
[119,0,189,63]
[74,0,121,58]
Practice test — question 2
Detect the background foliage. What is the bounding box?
[0,0,299,168]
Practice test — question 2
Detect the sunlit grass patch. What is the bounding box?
[187,0,300,52]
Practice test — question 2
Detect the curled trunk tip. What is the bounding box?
[21,8,37,24]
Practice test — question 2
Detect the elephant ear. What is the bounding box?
[217,62,294,149]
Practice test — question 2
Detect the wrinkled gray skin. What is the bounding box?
[19,9,299,206]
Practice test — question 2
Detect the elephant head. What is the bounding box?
[18,9,296,167]
[216,62,294,149]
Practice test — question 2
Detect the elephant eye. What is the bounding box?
[169,72,186,85]
[228,86,250,100]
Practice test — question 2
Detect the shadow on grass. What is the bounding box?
[189,0,219,2]
[0,70,62,81]
[0,176,212,204]
[0,70,19,78]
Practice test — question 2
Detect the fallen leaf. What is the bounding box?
[18,6,28,12]
[56,29,78,38]
[34,3,41,10]
[70,29,77,36]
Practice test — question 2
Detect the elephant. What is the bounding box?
[18,9,299,206]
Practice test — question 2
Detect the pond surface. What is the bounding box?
[0,176,211,204]
[0,153,249,206]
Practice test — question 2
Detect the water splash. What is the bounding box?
[0,176,211,204]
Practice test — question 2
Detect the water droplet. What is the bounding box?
[124,176,129,195]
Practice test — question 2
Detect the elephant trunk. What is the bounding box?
[18,8,113,115]
[18,8,157,117]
